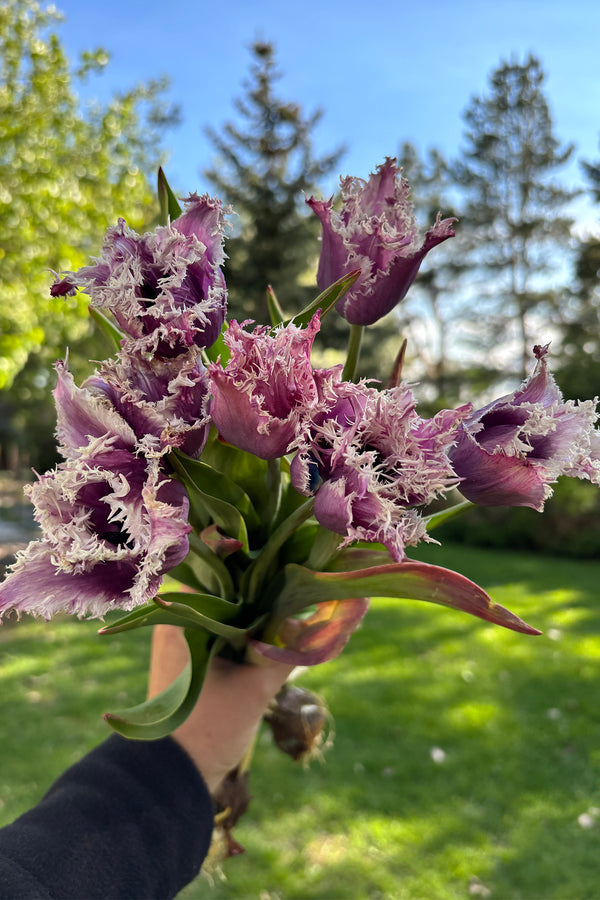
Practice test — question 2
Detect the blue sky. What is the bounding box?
[55,0,600,219]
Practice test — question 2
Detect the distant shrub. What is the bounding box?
[437,478,600,558]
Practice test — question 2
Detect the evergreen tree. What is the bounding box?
[396,142,467,405]
[397,143,504,406]
[453,54,576,379]
[204,41,344,322]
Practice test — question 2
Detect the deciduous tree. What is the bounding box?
[0,0,177,467]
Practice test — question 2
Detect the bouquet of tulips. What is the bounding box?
[2,158,599,763]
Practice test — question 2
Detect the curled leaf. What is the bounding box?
[104,627,212,740]
[251,597,369,665]
[269,562,541,636]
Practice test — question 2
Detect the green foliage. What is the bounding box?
[204,41,344,323]
[438,478,600,559]
[3,545,600,898]
[0,0,177,466]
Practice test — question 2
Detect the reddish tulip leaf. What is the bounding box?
[272,562,541,635]
[251,597,369,665]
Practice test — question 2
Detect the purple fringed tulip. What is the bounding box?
[85,349,211,459]
[0,363,192,619]
[208,313,322,460]
[307,157,455,326]
[449,345,600,509]
[291,378,470,560]
[0,452,191,620]
[60,194,228,356]
[53,361,138,458]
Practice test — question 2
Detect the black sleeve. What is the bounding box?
[0,734,214,899]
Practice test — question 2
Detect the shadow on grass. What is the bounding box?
[205,546,600,899]
[2,544,600,899]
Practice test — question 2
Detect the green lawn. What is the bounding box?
[2,543,600,899]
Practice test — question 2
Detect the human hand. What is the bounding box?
[147,625,293,793]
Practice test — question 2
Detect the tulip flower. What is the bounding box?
[307,158,455,325]
[208,313,322,459]
[0,363,192,620]
[86,349,211,459]
[56,194,228,356]
[449,345,600,509]
[291,379,470,560]
[0,452,190,620]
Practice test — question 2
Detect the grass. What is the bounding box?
[2,543,600,898]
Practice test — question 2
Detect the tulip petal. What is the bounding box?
[452,430,550,510]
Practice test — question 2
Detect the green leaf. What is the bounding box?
[279,521,319,566]
[170,452,252,551]
[203,320,230,365]
[305,526,342,570]
[89,307,124,351]
[169,533,236,601]
[243,499,315,605]
[269,561,541,636]
[198,429,271,520]
[173,451,258,527]
[324,547,392,572]
[284,269,361,331]
[167,557,213,595]
[154,593,250,645]
[158,591,240,623]
[104,627,212,740]
[157,166,182,225]
[266,285,286,326]
[97,602,175,635]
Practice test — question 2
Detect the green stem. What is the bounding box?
[342,324,364,382]
[187,531,236,601]
[263,458,282,531]
[424,499,474,532]
[244,498,315,606]
[305,526,341,570]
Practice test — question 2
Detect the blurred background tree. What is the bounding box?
[556,145,600,400]
[451,54,577,383]
[0,0,178,469]
[395,141,476,408]
[204,41,344,324]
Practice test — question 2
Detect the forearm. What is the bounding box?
[0,734,214,899]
